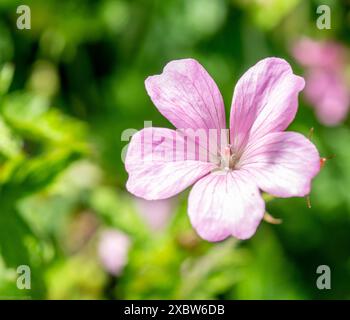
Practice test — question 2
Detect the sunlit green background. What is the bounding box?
[0,0,349,300]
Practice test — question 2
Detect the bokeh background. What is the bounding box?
[0,0,349,299]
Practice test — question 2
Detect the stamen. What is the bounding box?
[229,154,237,169]
[223,146,231,158]
[221,145,232,170]
[306,195,312,209]
[320,154,335,168]
[219,145,239,171]
[263,212,282,224]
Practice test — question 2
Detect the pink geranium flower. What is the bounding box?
[125,58,320,241]
[293,38,350,126]
[98,229,130,276]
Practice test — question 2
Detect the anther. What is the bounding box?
[320,154,335,168]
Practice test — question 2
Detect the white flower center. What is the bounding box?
[220,145,238,171]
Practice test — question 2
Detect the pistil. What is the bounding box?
[220,145,237,171]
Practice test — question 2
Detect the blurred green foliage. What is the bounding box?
[0,0,349,299]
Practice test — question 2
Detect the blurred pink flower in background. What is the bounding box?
[98,229,131,276]
[125,58,321,242]
[293,37,350,126]
[134,197,176,231]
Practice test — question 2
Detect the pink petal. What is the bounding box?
[125,127,217,200]
[229,58,305,155]
[239,132,320,198]
[98,229,130,276]
[292,38,346,70]
[188,171,265,241]
[145,59,228,150]
[134,196,176,231]
[304,69,350,126]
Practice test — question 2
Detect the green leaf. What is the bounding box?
[234,227,305,299]
[0,206,31,268]
[0,206,47,298]
[2,92,87,148]
[0,63,14,96]
[236,0,301,30]
[175,239,243,299]
[0,116,22,159]
[1,149,82,199]
[90,186,148,238]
